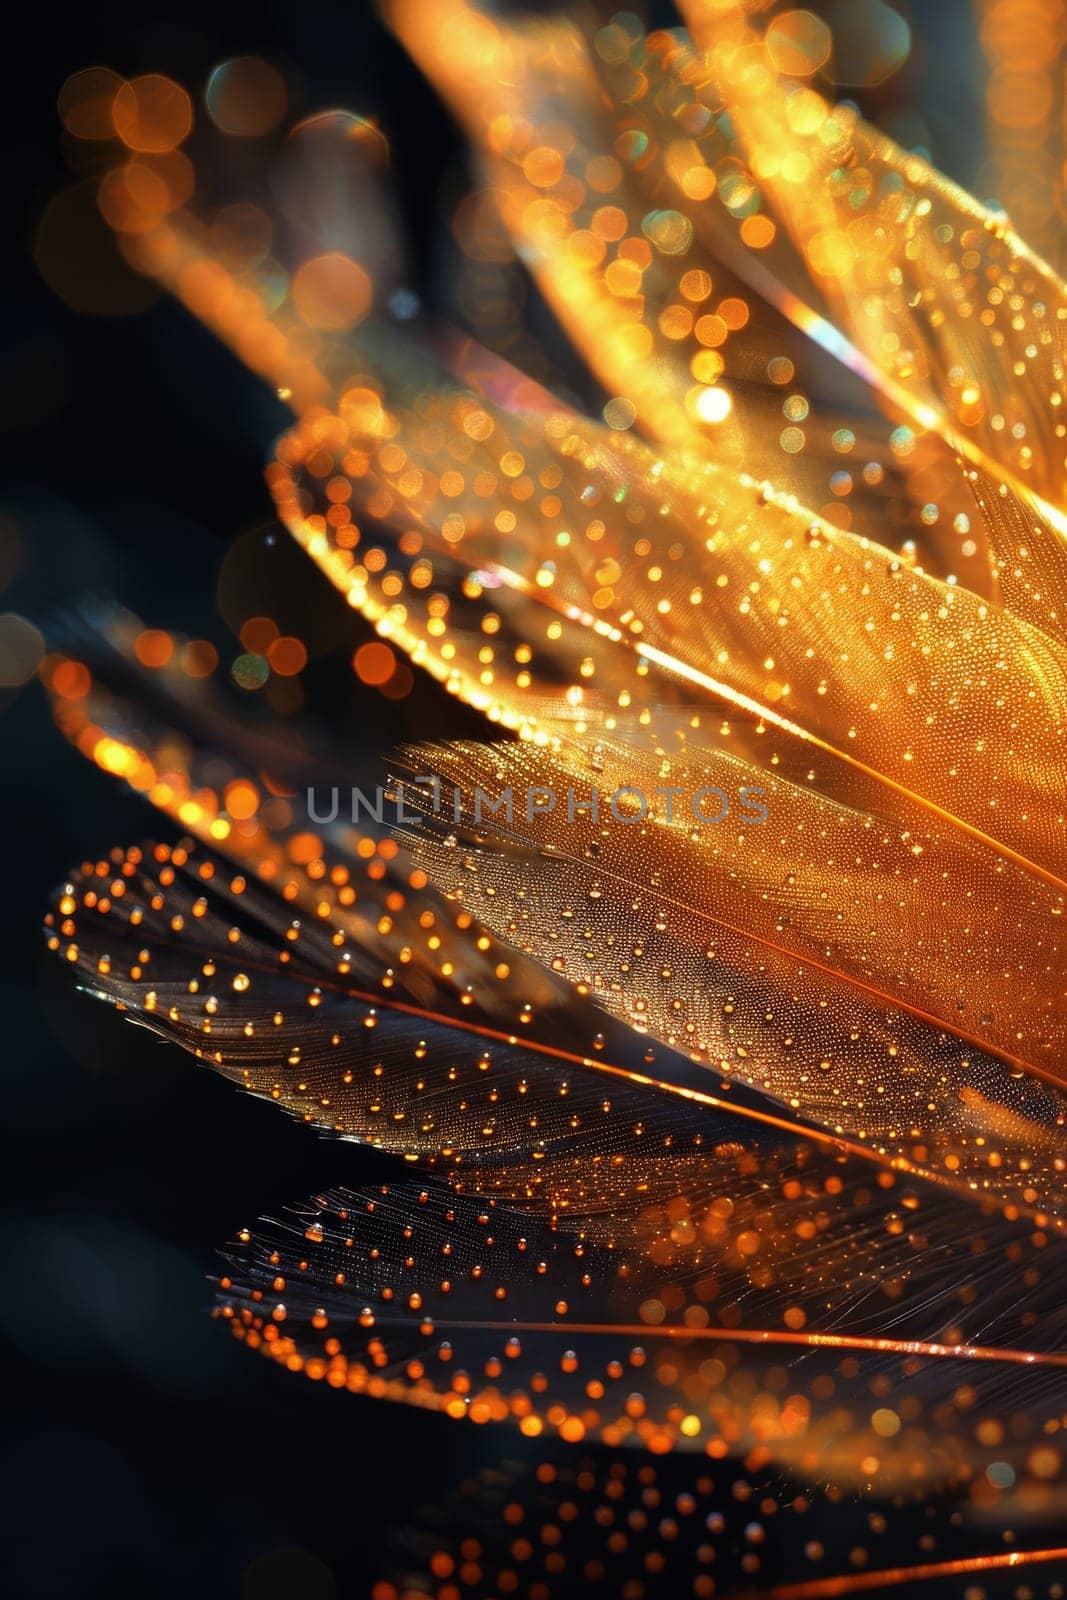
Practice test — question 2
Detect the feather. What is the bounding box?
[397,737,1067,1220]
[214,1181,1067,1492]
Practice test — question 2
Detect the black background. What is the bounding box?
[1,3,983,1596]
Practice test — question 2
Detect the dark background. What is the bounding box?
[1,3,983,1596]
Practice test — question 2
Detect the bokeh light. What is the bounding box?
[133,628,174,668]
[766,11,832,78]
[353,641,397,686]
[232,652,269,690]
[266,635,307,676]
[58,66,124,140]
[0,614,44,687]
[205,56,287,138]
[824,0,911,87]
[112,75,193,154]
[34,180,159,314]
[291,252,371,331]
